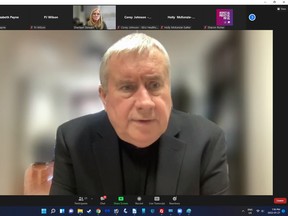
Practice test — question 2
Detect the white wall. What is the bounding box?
[243,30,273,195]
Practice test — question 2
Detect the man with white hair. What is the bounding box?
[50,33,230,195]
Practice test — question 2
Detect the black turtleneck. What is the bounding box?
[119,138,159,195]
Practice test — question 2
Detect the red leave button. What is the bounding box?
[274,198,287,204]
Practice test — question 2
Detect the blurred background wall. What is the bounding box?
[0,30,272,195]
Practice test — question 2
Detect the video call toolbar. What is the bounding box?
[0,195,287,215]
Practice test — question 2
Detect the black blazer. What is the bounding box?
[50,109,229,195]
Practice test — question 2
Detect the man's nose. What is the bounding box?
[135,87,155,110]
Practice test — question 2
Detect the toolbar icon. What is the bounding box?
[41,208,47,214]
[248,13,256,21]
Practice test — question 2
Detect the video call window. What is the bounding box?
[0,30,272,196]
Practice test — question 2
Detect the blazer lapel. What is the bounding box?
[90,110,186,195]
[155,110,186,195]
[91,111,123,195]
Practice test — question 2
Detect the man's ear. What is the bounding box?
[99,85,107,108]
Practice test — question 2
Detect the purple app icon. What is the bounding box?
[216,9,234,26]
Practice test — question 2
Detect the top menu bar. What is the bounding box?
[1,0,287,5]
[0,5,287,30]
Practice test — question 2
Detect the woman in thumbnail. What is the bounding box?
[87,7,107,30]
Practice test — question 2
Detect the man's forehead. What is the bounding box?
[106,52,168,73]
[105,49,170,81]
[115,73,165,81]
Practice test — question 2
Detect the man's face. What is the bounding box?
[99,49,172,148]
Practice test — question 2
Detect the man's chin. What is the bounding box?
[128,136,159,148]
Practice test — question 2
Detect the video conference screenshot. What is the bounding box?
[0,3,287,216]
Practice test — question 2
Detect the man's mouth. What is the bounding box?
[133,119,155,124]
